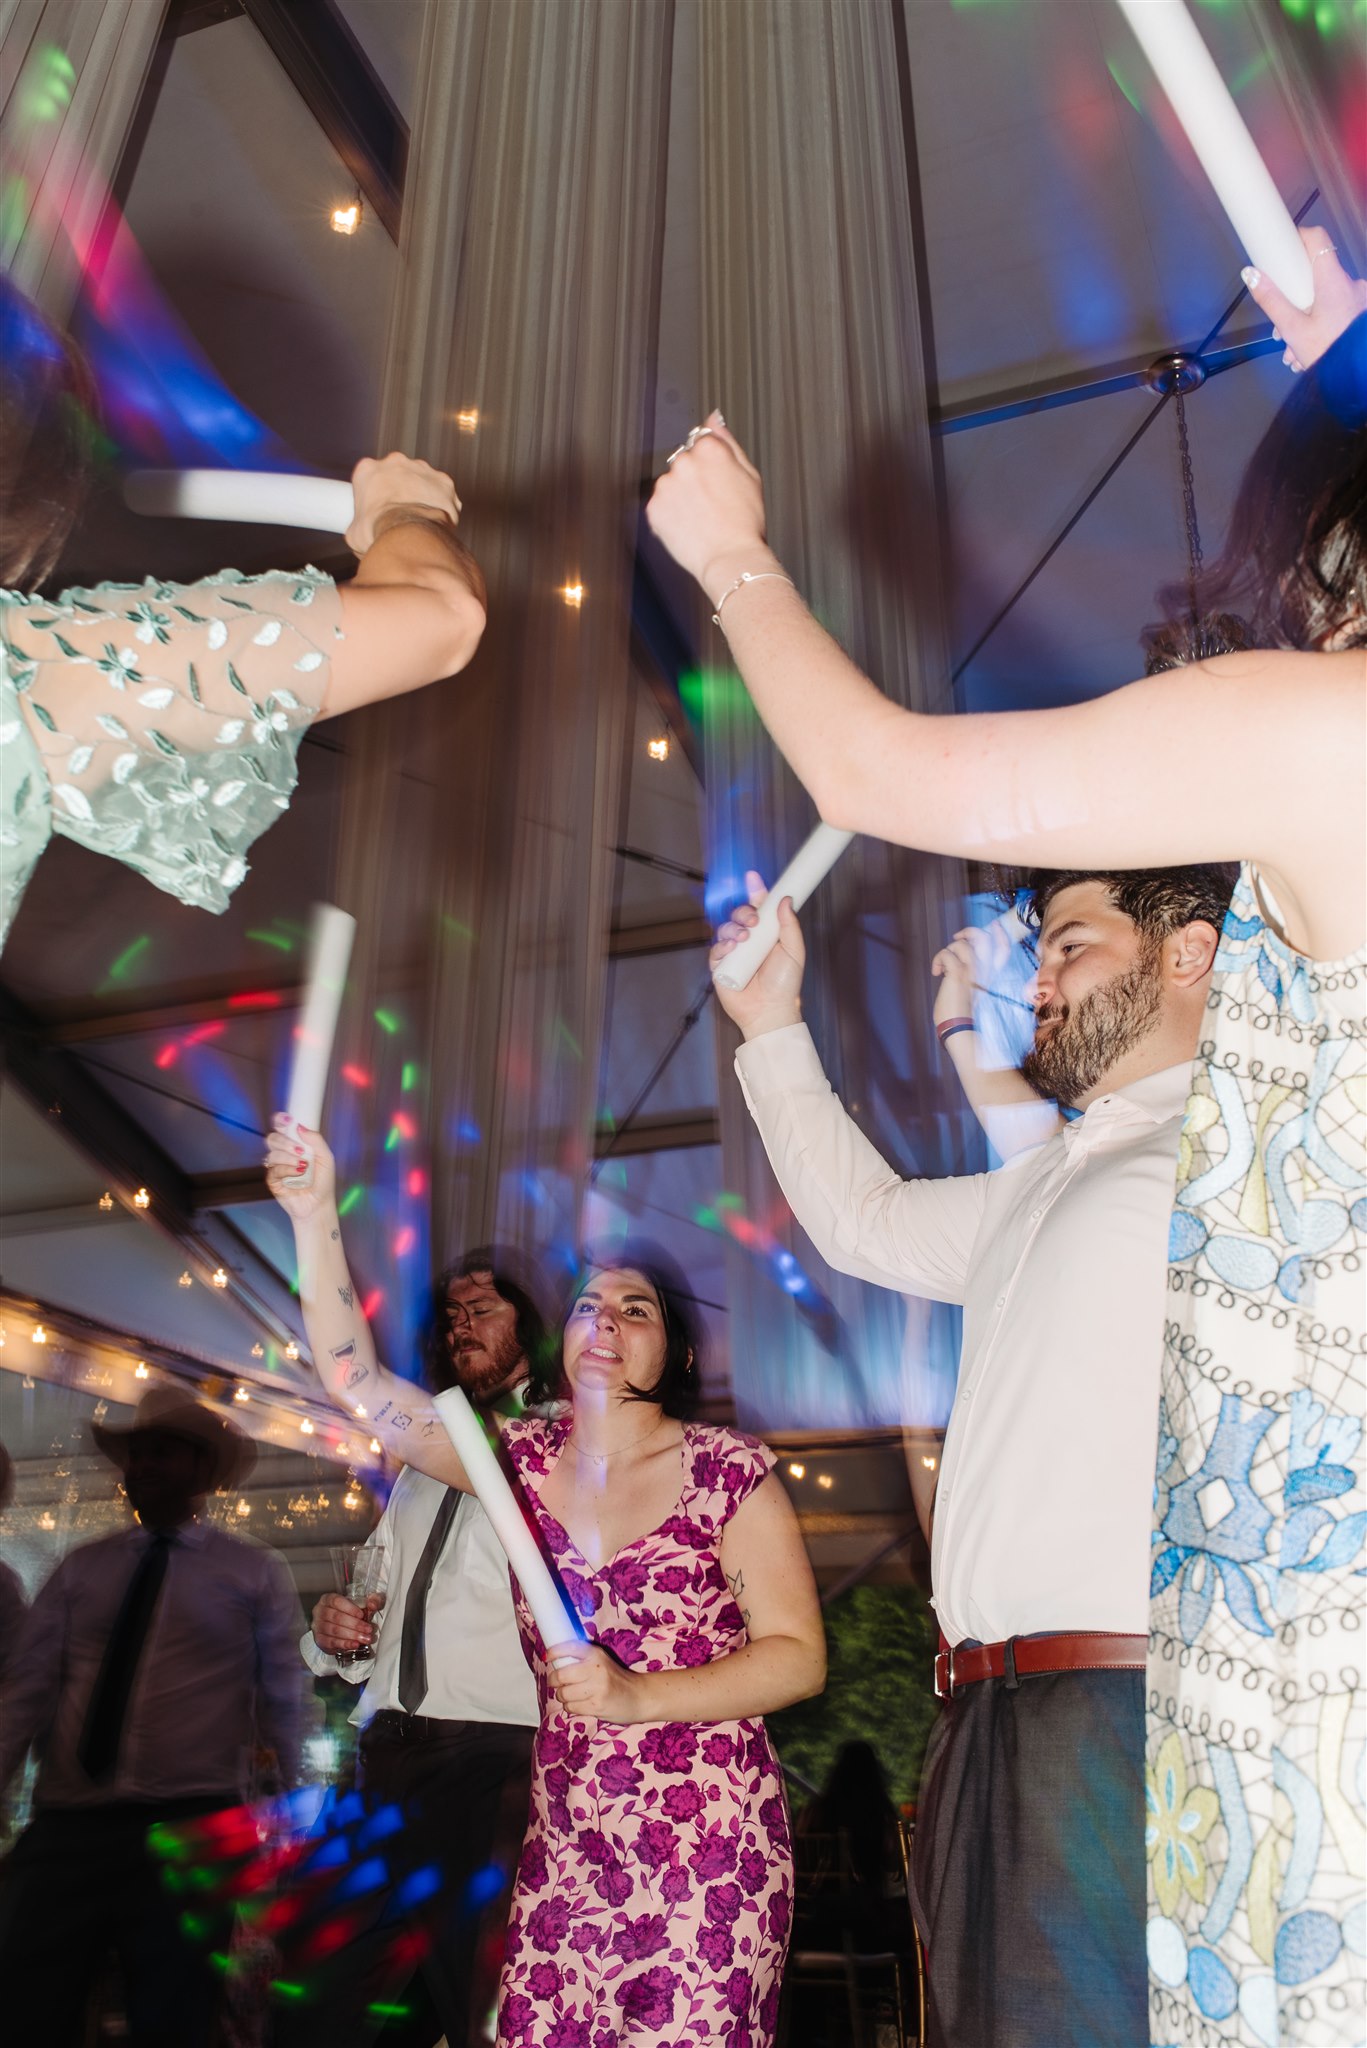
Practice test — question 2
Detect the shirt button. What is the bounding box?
[1029,1208,1043,1222]
[995,1296,1006,1309]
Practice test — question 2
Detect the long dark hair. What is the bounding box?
[561,1239,703,1420]
[0,277,100,590]
[1143,318,1366,661]
[419,1247,554,1402]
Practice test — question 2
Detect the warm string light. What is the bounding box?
[32,1323,48,1344]
[178,1272,193,1289]
[284,1341,300,1362]
[560,581,585,608]
[647,735,670,762]
[98,1192,114,1213]
[816,1473,834,1491]
[133,1188,151,1209]
[330,198,361,236]
[921,1455,938,1472]
[211,1268,229,1290]
[455,407,479,433]
[234,1386,251,1403]
[787,1462,806,1480]
[134,1362,149,1380]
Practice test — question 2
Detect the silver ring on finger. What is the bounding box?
[686,426,715,451]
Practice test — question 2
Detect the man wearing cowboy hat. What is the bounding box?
[0,1385,305,2048]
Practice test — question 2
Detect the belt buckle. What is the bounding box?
[933,1645,956,1701]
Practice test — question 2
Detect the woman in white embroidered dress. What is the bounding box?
[646,230,1365,2046]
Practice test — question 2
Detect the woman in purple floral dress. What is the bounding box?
[494,1249,826,2047]
[267,1160,827,2042]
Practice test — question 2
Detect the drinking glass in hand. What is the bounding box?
[336,1539,387,1669]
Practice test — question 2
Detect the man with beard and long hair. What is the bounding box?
[285,1252,550,2048]
[708,859,1233,2046]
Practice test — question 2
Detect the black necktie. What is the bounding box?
[397,1488,462,1714]
[79,1531,173,1782]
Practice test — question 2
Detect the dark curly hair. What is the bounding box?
[559,1239,704,1420]
[1009,864,1238,946]
[419,1247,555,1402]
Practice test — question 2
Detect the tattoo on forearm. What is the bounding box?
[338,1282,354,1309]
[331,1228,339,1241]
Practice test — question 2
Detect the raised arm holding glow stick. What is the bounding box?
[711,823,854,992]
[283,907,355,1186]
[1116,0,1314,308]
[264,1117,583,1658]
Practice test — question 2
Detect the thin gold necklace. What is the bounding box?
[567,1413,668,1468]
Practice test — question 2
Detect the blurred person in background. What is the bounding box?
[0,1442,24,1685]
[282,1251,550,2048]
[0,1385,303,2048]
[795,1739,908,1959]
[0,276,488,950]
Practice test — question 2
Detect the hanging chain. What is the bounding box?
[1173,384,1204,636]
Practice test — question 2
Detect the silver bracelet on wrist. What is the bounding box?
[711,569,795,626]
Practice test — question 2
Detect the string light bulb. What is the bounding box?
[369,1438,381,1455]
[133,1188,151,1209]
[560,581,585,609]
[234,1386,251,1404]
[178,1271,193,1289]
[787,1462,806,1480]
[211,1268,229,1290]
[647,735,670,763]
[455,407,479,433]
[32,1323,48,1344]
[284,1340,300,1362]
[134,1362,149,1380]
[98,1191,114,1213]
[329,197,361,236]
[300,1418,314,1436]
[816,1473,834,1490]
[921,1454,938,1471]
[250,1343,264,1359]
[236,1499,251,1517]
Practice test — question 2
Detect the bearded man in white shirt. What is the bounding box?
[712,861,1236,2048]
[280,1250,548,2048]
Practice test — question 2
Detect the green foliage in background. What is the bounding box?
[768,1582,937,1810]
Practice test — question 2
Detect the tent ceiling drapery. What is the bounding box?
[0,1,1356,1453]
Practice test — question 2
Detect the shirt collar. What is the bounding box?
[1061,1062,1191,1158]
[126,1515,209,1548]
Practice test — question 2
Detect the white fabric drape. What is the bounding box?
[332,1,674,1357]
[0,0,168,316]
[688,0,970,1430]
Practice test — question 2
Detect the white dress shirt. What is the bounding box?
[0,1519,305,1806]
[301,1465,537,1728]
[736,1025,1190,1647]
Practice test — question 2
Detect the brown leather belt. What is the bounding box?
[933,1630,1145,1700]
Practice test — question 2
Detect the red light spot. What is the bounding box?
[406,1168,427,1198]
[185,1020,226,1047]
[362,1290,384,1320]
[341,1064,372,1088]
[393,1227,416,1258]
[227,990,282,1011]
[155,1043,179,1069]
[391,1111,417,1141]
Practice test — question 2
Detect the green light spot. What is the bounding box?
[1313,0,1337,25]
[694,1206,719,1231]
[401,1062,418,1091]
[443,917,474,942]
[179,1913,207,1940]
[338,1185,365,1217]
[270,1982,308,2003]
[555,1019,582,1060]
[384,1126,400,1152]
[1279,0,1311,16]
[246,929,293,953]
[374,1008,400,1035]
[367,2005,411,2021]
[715,1192,744,1213]
[108,933,152,982]
[1228,52,1270,94]
[209,1951,231,1974]
[1106,57,1143,116]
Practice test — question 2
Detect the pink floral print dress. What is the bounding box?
[496,1417,794,2047]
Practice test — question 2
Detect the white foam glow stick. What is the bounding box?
[124,469,354,533]
[1117,0,1314,309]
[432,1387,582,1653]
[712,823,855,992]
[286,906,355,1136]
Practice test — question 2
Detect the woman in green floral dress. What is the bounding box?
[1,293,487,946]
